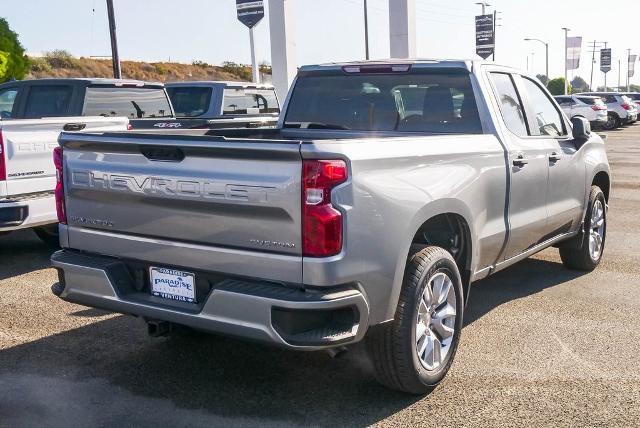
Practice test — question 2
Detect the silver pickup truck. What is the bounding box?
[51,60,610,394]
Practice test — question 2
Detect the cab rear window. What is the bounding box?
[222,88,279,115]
[166,86,212,117]
[283,72,482,134]
[83,86,172,119]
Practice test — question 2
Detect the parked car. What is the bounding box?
[51,60,610,394]
[578,92,638,129]
[554,95,608,129]
[0,78,141,244]
[163,81,280,129]
[619,92,640,111]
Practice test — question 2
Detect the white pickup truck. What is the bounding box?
[0,78,144,244]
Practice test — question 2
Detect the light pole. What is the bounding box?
[524,38,549,82]
[364,0,370,60]
[475,2,491,15]
[562,27,570,95]
[627,48,632,91]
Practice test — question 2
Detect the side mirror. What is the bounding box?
[571,116,591,141]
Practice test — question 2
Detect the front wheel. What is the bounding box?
[367,246,464,394]
[559,186,606,271]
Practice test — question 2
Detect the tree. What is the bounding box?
[570,76,589,93]
[547,77,572,95]
[536,74,549,86]
[0,18,29,82]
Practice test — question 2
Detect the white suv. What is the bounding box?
[578,92,639,130]
[554,95,608,129]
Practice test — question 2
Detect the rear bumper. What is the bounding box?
[51,250,370,350]
[0,192,57,231]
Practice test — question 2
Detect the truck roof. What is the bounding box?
[165,81,275,89]
[0,77,164,88]
[299,59,484,73]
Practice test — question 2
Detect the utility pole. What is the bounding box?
[106,0,121,79]
[627,48,632,92]
[603,42,608,91]
[562,27,570,95]
[364,0,370,60]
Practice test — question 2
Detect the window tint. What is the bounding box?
[222,88,279,115]
[577,97,599,105]
[284,73,482,134]
[555,96,573,106]
[166,86,212,117]
[521,77,565,137]
[24,85,73,118]
[83,87,172,118]
[490,73,528,137]
[0,88,18,119]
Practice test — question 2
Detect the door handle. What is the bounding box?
[63,123,86,132]
[549,152,562,162]
[512,155,529,167]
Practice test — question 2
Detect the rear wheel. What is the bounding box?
[33,224,60,247]
[559,186,606,271]
[367,246,464,394]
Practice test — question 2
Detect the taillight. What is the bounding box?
[53,146,66,224]
[622,103,632,111]
[302,159,348,257]
[592,104,606,111]
[0,130,6,181]
[127,123,133,131]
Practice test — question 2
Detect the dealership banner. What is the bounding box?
[600,48,612,73]
[629,55,637,78]
[236,0,264,28]
[475,14,494,59]
[566,36,582,70]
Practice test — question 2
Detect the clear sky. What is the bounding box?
[3,0,639,88]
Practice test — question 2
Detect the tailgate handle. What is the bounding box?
[63,123,86,132]
[140,145,185,162]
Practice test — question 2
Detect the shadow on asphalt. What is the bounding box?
[0,229,54,280]
[464,257,585,326]
[0,254,589,425]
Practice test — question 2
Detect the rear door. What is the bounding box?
[488,72,552,259]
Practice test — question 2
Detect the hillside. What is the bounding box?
[26,51,265,83]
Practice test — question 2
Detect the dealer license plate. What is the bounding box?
[150,267,196,303]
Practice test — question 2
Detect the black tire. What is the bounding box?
[367,246,464,394]
[602,113,619,130]
[559,186,606,271]
[33,224,60,247]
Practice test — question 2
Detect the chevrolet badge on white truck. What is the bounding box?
[51,60,610,394]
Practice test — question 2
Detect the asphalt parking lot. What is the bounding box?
[1,126,640,427]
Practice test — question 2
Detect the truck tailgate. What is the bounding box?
[60,132,303,257]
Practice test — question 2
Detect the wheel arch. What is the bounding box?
[384,200,477,321]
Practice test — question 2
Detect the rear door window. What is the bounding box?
[222,88,279,115]
[166,86,212,117]
[521,77,566,137]
[284,72,482,134]
[24,85,73,118]
[0,88,18,119]
[83,86,173,118]
[489,72,529,137]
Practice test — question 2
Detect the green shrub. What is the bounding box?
[547,77,572,95]
[29,56,52,73]
[0,18,29,82]
[221,61,252,81]
[44,49,80,69]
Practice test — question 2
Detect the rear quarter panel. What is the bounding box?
[301,134,507,324]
